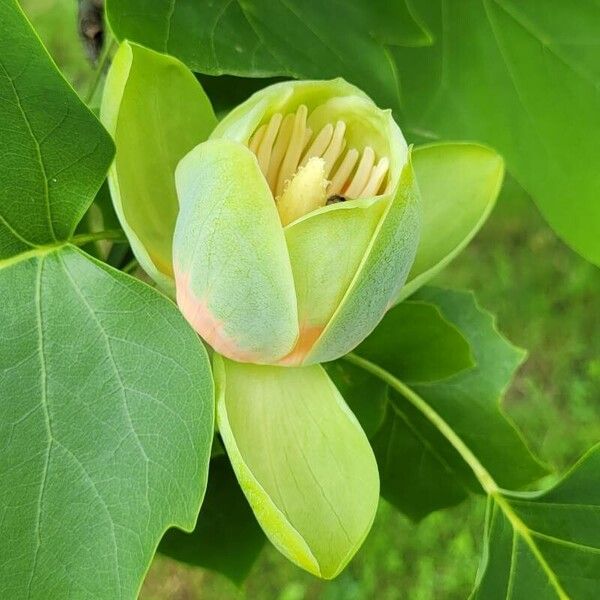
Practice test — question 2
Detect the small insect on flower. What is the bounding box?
[326,194,347,205]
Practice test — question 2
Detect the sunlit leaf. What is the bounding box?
[0,246,214,598]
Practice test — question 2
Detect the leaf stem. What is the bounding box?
[0,230,127,270]
[70,229,126,246]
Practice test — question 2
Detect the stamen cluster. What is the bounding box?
[248,104,390,202]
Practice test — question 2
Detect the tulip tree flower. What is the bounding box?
[174,77,420,366]
[102,42,503,578]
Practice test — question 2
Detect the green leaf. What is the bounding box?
[173,139,298,364]
[399,142,504,301]
[353,299,474,384]
[101,41,217,292]
[0,0,113,258]
[215,356,379,579]
[346,287,547,521]
[159,455,266,586]
[472,444,600,599]
[394,1,600,266]
[0,245,214,599]
[106,0,431,110]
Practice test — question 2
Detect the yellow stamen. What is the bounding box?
[345,147,375,199]
[267,113,294,190]
[257,113,283,176]
[248,124,266,154]
[321,121,346,177]
[360,157,390,197]
[328,148,359,195]
[300,123,334,167]
[277,105,308,197]
[246,105,390,213]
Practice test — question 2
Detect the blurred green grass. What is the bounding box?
[23,2,600,598]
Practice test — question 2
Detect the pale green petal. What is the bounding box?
[173,139,298,364]
[397,142,504,302]
[101,41,217,291]
[215,356,379,579]
[304,155,421,364]
[282,197,387,365]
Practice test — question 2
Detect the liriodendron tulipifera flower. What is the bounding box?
[174,78,420,365]
[101,41,502,581]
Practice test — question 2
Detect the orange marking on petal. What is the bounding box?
[278,324,324,366]
[175,270,261,362]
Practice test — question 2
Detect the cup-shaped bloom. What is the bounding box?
[101,42,504,581]
[173,79,420,365]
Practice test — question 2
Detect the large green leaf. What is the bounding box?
[106,0,431,109]
[0,246,214,599]
[101,41,217,291]
[472,444,600,599]
[159,455,266,585]
[394,0,600,266]
[345,287,547,521]
[215,356,379,579]
[0,0,113,258]
[0,6,215,597]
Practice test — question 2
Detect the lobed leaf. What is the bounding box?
[353,299,474,384]
[106,0,432,110]
[159,455,266,585]
[345,287,548,521]
[0,246,214,599]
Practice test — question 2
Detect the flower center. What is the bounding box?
[247,104,390,225]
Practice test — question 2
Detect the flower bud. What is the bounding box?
[174,79,420,365]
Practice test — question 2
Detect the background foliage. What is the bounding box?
[14,1,600,598]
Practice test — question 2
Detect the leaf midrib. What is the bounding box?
[344,352,571,600]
